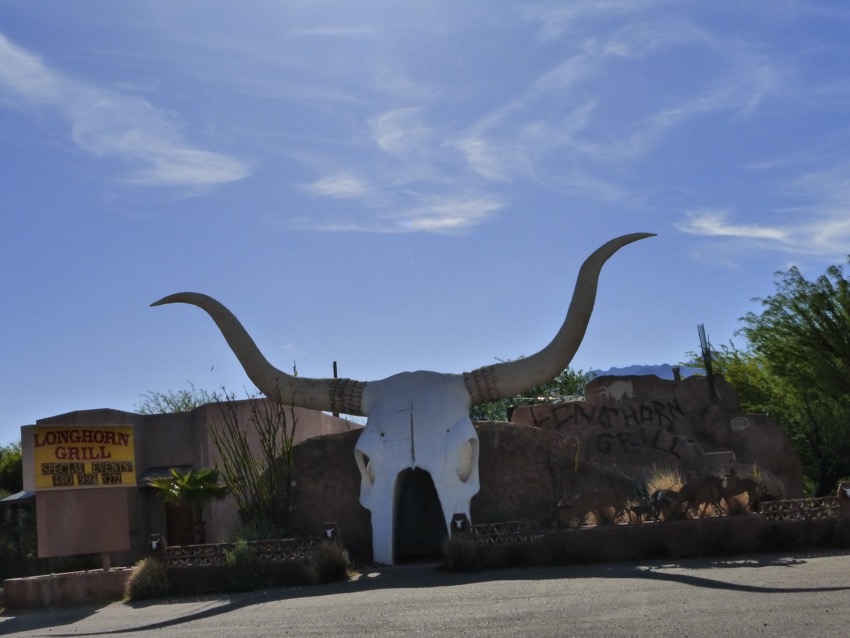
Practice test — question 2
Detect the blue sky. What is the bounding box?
[2,2,850,445]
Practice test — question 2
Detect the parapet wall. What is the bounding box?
[3,568,132,609]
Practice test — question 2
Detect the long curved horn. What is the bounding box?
[463,233,655,405]
[151,293,367,416]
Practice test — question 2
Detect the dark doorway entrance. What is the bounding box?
[165,502,194,546]
[394,468,447,562]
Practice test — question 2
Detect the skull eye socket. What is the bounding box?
[456,439,476,483]
[355,450,375,485]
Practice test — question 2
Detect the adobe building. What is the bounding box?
[4,373,805,567]
[8,401,357,566]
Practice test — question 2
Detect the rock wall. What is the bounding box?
[289,429,372,556]
[472,421,639,527]
[511,374,803,499]
[288,374,805,561]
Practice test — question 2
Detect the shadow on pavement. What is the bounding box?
[0,601,114,637]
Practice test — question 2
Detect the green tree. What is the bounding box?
[0,442,23,496]
[470,366,591,422]
[135,381,217,414]
[738,258,850,496]
[0,442,33,581]
[741,259,850,399]
[696,342,846,497]
[693,257,850,496]
[147,468,229,544]
[688,343,785,416]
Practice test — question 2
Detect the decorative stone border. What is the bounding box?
[761,496,843,522]
[468,521,544,546]
[165,537,323,567]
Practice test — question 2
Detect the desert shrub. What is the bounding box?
[211,390,298,534]
[0,504,41,580]
[440,535,480,572]
[225,539,261,591]
[305,541,354,584]
[124,558,170,601]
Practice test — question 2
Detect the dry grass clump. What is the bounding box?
[724,492,751,516]
[440,535,481,572]
[305,541,355,584]
[124,558,170,601]
[645,467,683,495]
[557,488,636,527]
[586,508,620,526]
[644,467,729,519]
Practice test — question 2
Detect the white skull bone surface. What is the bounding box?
[152,233,653,564]
[354,371,480,564]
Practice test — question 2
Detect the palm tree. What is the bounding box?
[148,468,229,544]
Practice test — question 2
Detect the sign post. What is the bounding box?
[32,425,136,559]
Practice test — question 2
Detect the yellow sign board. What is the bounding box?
[33,426,136,490]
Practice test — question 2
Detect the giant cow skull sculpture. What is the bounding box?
[152,233,653,564]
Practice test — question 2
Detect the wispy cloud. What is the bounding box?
[390,194,504,233]
[0,32,249,188]
[790,161,850,208]
[299,103,504,233]
[0,34,60,103]
[369,108,431,160]
[594,63,779,162]
[443,53,595,184]
[305,173,374,199]
[677,209,791,242]
[448,135,508,181]
[520,0,668,43]
[785,161,850,255]
[290,190,503,234]
[286,6,815,239]
[677,203,850,261]
[436,13,784,219]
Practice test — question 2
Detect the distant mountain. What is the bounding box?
[591,363,700,380]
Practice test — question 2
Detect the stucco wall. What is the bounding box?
[19,400,357,564]
[36,488,130,558]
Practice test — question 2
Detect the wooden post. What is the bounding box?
[332,361,339,417]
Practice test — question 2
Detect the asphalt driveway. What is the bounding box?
[2,551,849,637]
